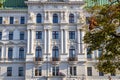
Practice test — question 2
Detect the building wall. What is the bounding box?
[0,0,119,80]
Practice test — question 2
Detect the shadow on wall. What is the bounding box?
[2,0,27,8]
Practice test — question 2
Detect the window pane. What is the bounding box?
[87,67,92,76]
[53,14,58,23]
[0,32,2,40]
[20,17,25,24]
[8,48,13,59]
[36,31,42,39]
[19,48,24,59]
[9,32,13,40]
[52,31,59,39]
[70,67,72,75]
[0,17,2,24]
[69,14,74,23]
[52,47,59,58]
[69,47,76,57]
[87,48,92,59]
[19,67,24,76]
[36,14,42,23]
[20,32,24,40]
[39,67,42,76]
[7,67,12,76]
[74,67,77,75]
[69,31,75,39]
[36,47,42,58]
[10,17,14,24]
[99,72,104,76]
[35,69,38,76]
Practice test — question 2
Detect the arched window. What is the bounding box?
[69,14,74,23]
[8,47,13,59]
[69,46,76,58]
[52,46,59,58]
[36,14,42,23]
[53,14,58,23]
[36,46,42,58]
[19,47,24,59]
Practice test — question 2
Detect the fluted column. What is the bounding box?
[44,30,47,54]
[64,29,68,54]
[77,29,80,54]
[61,29,63,54]
[48,29,51,54]
[27,30,30,54]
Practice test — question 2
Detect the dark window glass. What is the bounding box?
[10,17,14,24]
[52,66,59,76]
[69,14,74,23]
[69,31,75,39]
[18,67,24,76]
[19,47,24,59]
[8,47,13,59]
[53,14,58,23]
[98,49,102,57]
[111,73,116,76]
[20,32,24,40]
[70,66,77,76]
[36,14,42,23]
[20,17,25,24]
[35,67,42,76]
[87,48,92,59]
[7,67,12,76]
[36,31,42,39]
[36,47,42,58]
[0,32,2,40]
[52,31,59,39]
[69,47,76,58]
[99,72,104,76]
[52,46,59,58]
[87,67,92,76]
[0,17,2,24]
[9,32,13,40]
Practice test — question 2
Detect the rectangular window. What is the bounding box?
[20,17,25,24]
[69,31,75,39]
[99,72,104,76]
[70,66,77,76]
[20,32,24,40]
[10,17,14,24]
[87,67,92,76]
[52,66,59,76]
[35,67,42,76]
[18,67,24,76]
[87,48,92,59]
[7,67,12,76]
[36,31,42,39]
[0,17,2,24]
[52,31,59,39]
[111,73,115,76]
[9,32,13,40]
[0,32,2,40]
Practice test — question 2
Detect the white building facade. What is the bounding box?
[0,0,120,80]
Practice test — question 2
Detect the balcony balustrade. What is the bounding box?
[68,57,78,65]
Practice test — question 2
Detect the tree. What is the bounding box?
[84,0,120,74]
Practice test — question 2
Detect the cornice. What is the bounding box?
[25,1,85,5]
